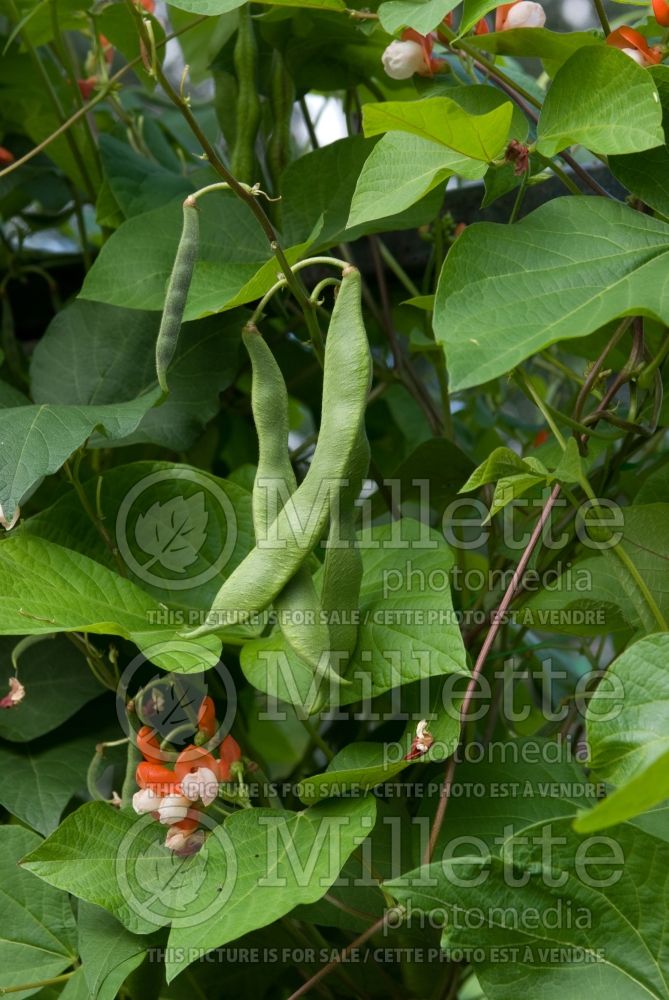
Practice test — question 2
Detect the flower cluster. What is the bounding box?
[381,3,546,81]
[131,696,241,856]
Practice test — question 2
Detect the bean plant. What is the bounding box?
[0,0,668,997]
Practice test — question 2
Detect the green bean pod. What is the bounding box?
[230,6,260,184]
[242,325,347,690]
[155,195,199,394]
[320,422,369,660]
[267,50,294,195]
[185,266,371,637]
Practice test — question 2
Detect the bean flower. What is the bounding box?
[131,696,242,855]
[381,29,441,80]
[0,147,15,166]
[495,1,546,30]
[0,677,25,709]
[606,26,662,66]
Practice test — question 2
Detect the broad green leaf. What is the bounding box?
[80,194,273,318]
[378,0,460,34]
[416,740,597,859]
[23,461,255,613]
[537,46,664,157]
[585,633,669,785]
[165,796,377,979]
[0,391,160,521]
[21,802,213,935]
[348,132,487,229]
[0,826,77,999]
[460,446,547,490]
[434,197,669,391]
[241,518,469,709]
[388,820,669,1000]
[348,84,527,228]
[78,902,149,1000]
[574,748,669,832]
[0,533,222,670]
[362,97,513,161]
[300,743,421,806]
[0,737,95,836]
[465,25,603,65]
[29,301,243,452]
[0,635,103,742]
[281,135,444,250]
[98,134,193,219]
[610,67,669,219]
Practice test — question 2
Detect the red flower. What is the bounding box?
[474,17,490,33]
[138,0,155,12]
[135,761,181,795]
[174,744,218,782]
[197,695,217,739]
[218,735,242,781]
[606,26,662,65]
[137,725,163,763]
[0,146,15,166]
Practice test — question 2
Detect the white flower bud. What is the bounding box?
[620,46,649,66]
[132,787,161,814]
[180,766,219,807]
[503,2,546,29]
[0,505,20,531]
[382,39,427,80]
[156,794,190,825]
[165,826,205,856]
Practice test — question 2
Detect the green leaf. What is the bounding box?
[378,0,460,34]
[21,802,212,935]
[537,46,664,157]
[299,743,420,806]
[574,748,669,832]
[134,494,209,574]
[585,633,669,785]
[0,635,103,742]
[362,97,513,161]
[387,820,669,1000]
[167,0,344,11]
[165,796,377,979]
[465,25,604,65]
[77,902,149,1000]
[348,83,527,228]
[434,197,669,391]
[241,518,468,709]
[348,132,487,229]
[98,134,193,219]
[80,194,272,318]
[29,300,243,452]
[281,135,445,249]
[0,391,160,521]
[0,533,221,670]
[23,461,255,613]
[460,446,547,490]
[0,737,95,836]
[610,67,669,219]
[0,826,77,999]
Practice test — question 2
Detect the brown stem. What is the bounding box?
[423,482,562,865]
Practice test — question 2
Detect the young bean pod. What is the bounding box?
[155,195,199,394]
[267,49,294,196]
[242,325,347,690]
[230,6,260,184]
[185,265,371,637]
[320,422,369,660]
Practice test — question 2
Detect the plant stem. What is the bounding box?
[592,0,611,34]
[423,483,563,864]
[0,973,75,995]
[64,458,127,576]
[300,717,334,761]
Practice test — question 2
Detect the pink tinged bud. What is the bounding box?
[0,677,25,709]
[502,1,546,28]
[156,794,190,825]
[165,826,205,856]
[180,766,219,806]
[0,506,20,531]
[132,787,162,814]
[382,39,429,80]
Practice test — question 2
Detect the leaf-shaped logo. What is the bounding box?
[133,840,208,915]
[134,493,208,573]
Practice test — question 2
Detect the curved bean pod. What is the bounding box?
[155,195,199,394]
[184,265,371,637]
